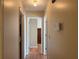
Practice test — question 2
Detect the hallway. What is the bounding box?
[25,45,47,59]
[0,0,77,59]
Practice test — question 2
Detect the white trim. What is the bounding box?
[26,51,29,56]
[43,52,47,55]
[30,46,38,48]
[24,15,27,57]
[26,18,30,56]
[27,16,42,20]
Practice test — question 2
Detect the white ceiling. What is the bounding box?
[21,0,49,11]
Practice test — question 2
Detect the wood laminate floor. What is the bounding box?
[25,44,47,59]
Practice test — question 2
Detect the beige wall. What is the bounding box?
[4,0,19,59]
[0,0,3,59]
[45,0,77,59]
[25,11,44,17]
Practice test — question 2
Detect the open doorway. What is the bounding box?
[26,17,45,55]
[19,16,47,59]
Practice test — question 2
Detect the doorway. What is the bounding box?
[27,17,42,54]
[37,28,41,44]
[19,16,47,59]
[19,11,24,59]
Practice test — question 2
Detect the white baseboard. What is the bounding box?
[30,46,38,48]
[43,52,47,55]
[26,51,29,55]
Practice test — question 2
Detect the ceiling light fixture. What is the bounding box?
[33,0,38,7]
[34,3,37,6]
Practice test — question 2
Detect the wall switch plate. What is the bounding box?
[55,22,63,32]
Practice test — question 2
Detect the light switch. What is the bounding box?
[55,22,63,32]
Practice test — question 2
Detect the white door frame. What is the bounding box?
[26,16,44,55]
